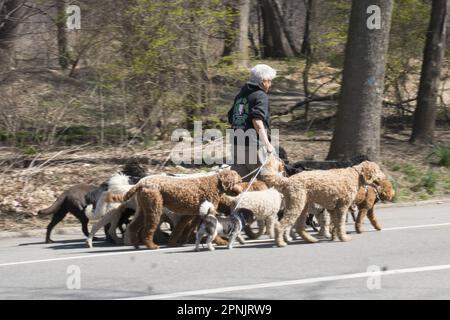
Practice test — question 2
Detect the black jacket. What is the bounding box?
[228,83,271,134]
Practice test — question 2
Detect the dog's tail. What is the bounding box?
[103,183,141,204]
[199,200,217,217]
[37,193,66,216]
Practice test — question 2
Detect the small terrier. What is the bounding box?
[195,201,253,251]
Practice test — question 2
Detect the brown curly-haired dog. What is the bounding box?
[118,170,242,249]
[129,178,269,246]
[351,179,395,233]
[260,155,387,247]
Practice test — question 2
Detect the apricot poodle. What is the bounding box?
[261,155,387,247]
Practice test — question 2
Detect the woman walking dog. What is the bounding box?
[228,64,277,181]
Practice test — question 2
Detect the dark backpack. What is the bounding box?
[229,96,249,130]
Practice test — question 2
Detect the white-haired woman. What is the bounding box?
[228,64,277,181]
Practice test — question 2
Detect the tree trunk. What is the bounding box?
[272,0,300,56]
[237,0,250,67]
[327,0,393,161]
[410,0,448,145]
[260,0,286,58]
[301,0,313,56]
[55,0,70,70]
[0,0,24,70]
[222,0,239,57]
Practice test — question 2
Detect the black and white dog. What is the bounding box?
[195,201,253,251]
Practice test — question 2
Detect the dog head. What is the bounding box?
[218,170,242,192]
[355,161,387,185]
[121,160,147,183]
[375,179,395,202]
[260,154,286,177]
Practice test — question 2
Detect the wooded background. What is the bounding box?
[0,0,449,161]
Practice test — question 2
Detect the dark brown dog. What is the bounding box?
[38,184,98,243]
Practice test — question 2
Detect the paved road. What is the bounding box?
[1,202,450,300]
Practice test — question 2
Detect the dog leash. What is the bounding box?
[240,166,261,181]
[233,156,270,211]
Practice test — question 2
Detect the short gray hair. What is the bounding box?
[249,64,277,85]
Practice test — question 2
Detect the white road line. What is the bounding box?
[120,264,450,300]
[1,221,450,267]
[382,222,450,231]
[0,246,190,267]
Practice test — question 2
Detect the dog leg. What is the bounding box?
[260,219,269,237]
[138,188,162,250]
[355,207,368,234]
[126,206,143,247]
[350,210,357,222]
[367,208,382,231]
[227,232,239,249]
[206,231,217,251]
[296,209,319,243]
[194,227,204,251]
[266,217,276,239]
[168,215,192,247]
[336,208,352,242]
[284,216,294,242]
[317,210,331,239]
[330,211,339,241]
[45,211,68,243]
[107,209,123,244]
[274,220,287,247]
[86,209,115,248]
[237,234,246,245]
[179,216,199,244]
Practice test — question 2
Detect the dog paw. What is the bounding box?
[86,240,93,249]
[146,244,160,250]
[355,224,363,234]
[276,240,287,247]
[339,235,352,242]
[318,232,332,239]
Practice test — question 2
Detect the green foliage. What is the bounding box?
[390,177,400,202]
[385,0,430,99]
[427,145,450,168]
[21,145,39,156]
[410,171,437,195]
[421,171,438,195]
[312,0,350,66]
[401,164,420,183]
[444,179,450,195]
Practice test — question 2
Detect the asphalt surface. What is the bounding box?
[1,202,450,300]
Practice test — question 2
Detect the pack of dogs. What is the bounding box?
[37,153,395,251]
